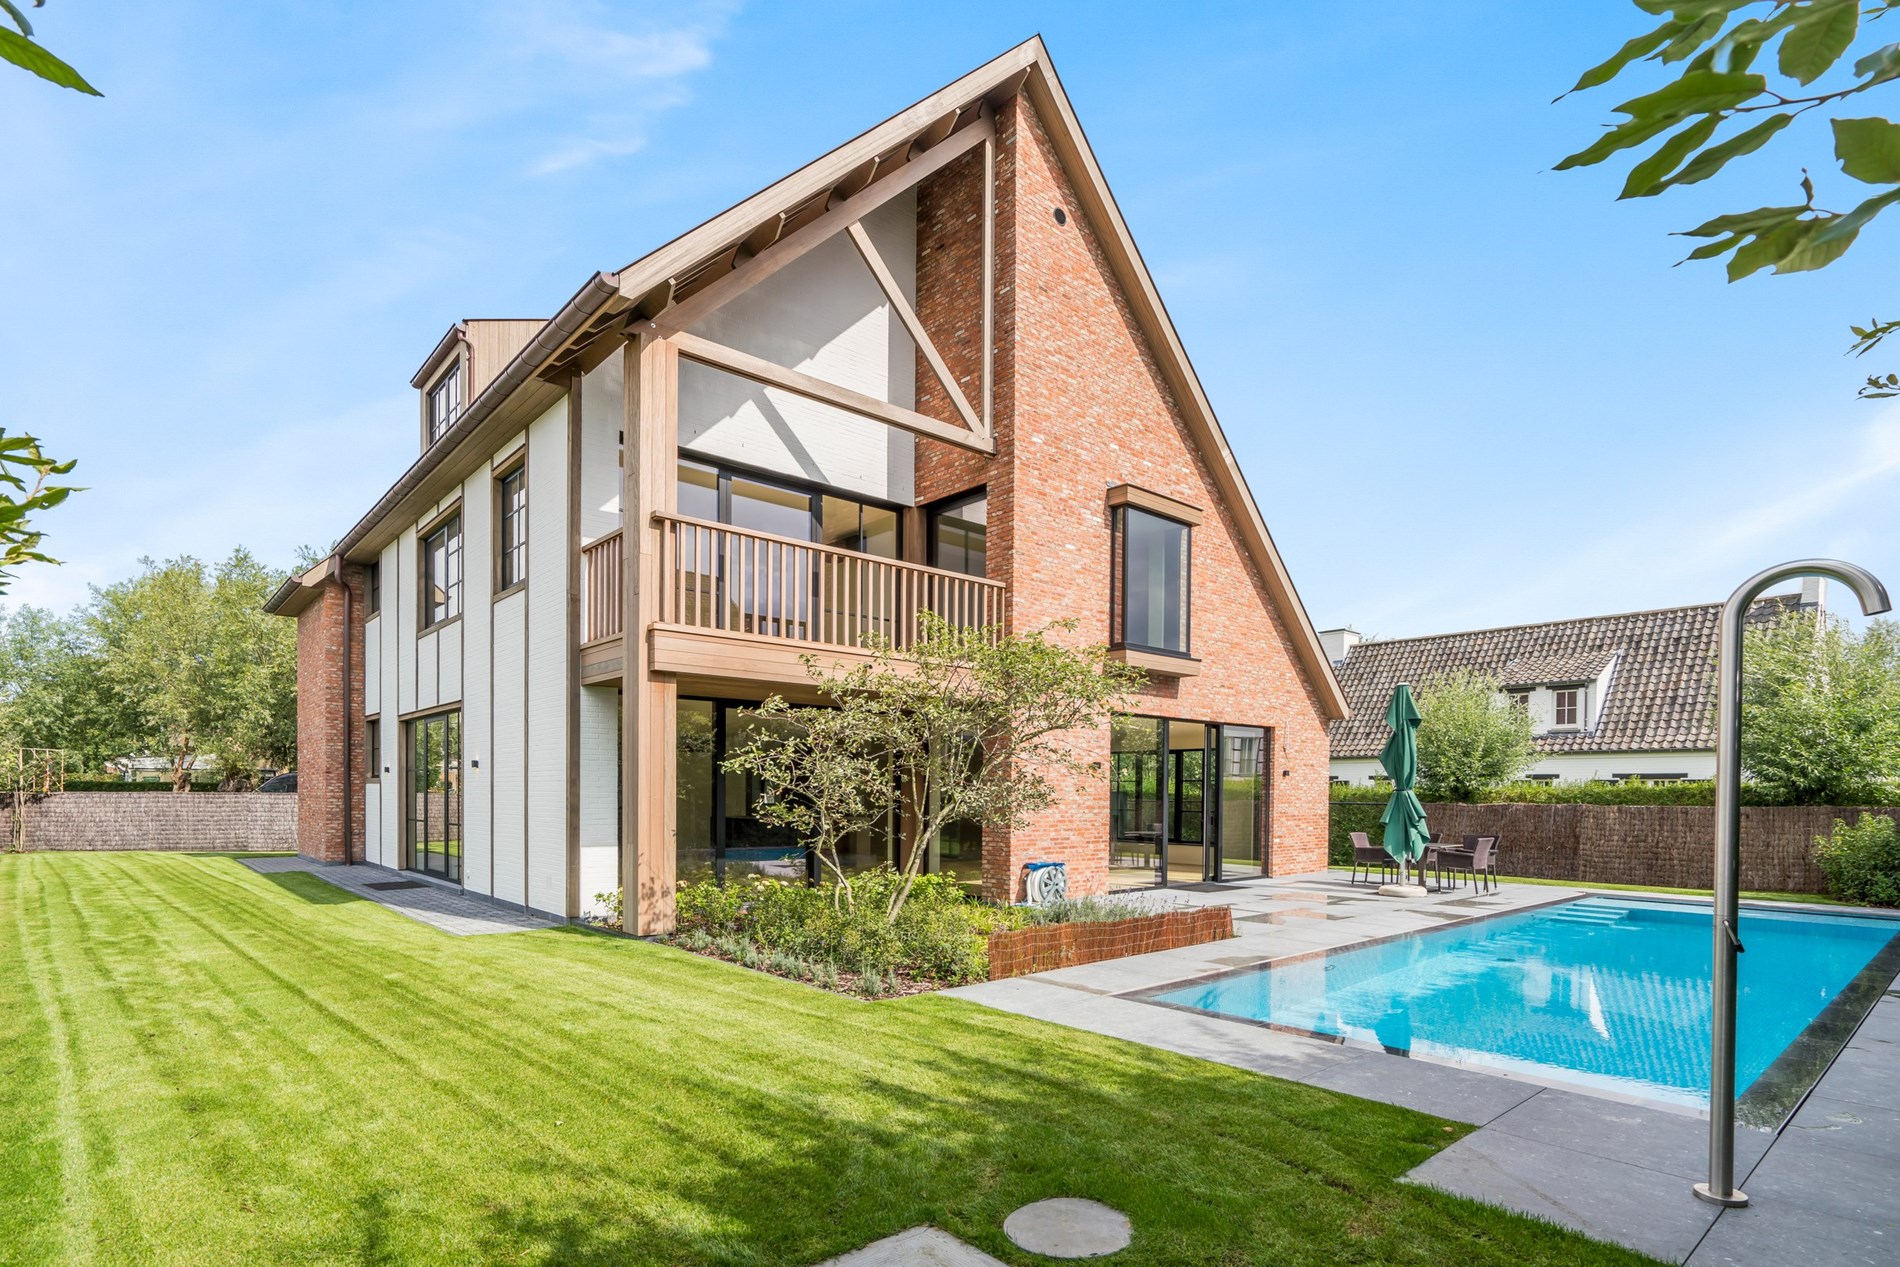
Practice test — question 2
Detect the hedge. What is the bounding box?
[1327,779,1803,808]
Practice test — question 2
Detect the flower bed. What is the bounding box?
[661,868,1219,997]
[987,905,1235,979]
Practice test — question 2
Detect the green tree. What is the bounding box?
[0,432,78,593]
[1,1,98,95]
[88,550,298,790]
[0,604,133,772]
[722,614,1141,922]
[1413,670,1540,802]
[1561,1,1900,394]
[1740,609,1900,803]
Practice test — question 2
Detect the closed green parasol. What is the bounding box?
[1378,683,1430,887]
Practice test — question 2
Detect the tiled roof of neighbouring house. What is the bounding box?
[1328,595,1808,759]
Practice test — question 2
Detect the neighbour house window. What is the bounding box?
[1510,691,1530,712]
[1112,505,1191,656]
[365,561,381,616]
[421,512,462,628]
[427,363,463,444]
[497,464,528,592]
[1553,688,1580,728]
[930,489,988,578]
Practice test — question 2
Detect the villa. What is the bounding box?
[266,38,1349,933]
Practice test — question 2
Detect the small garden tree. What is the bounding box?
[721,613,1142,922]
[1741,610,1900,804]
[1414,670,1539,802]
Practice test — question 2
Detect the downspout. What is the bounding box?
[341,567,354,867]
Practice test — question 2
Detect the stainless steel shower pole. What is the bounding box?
[1694,560,1890,1209]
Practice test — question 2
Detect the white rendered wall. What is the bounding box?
[457,442,496,898]
[577,683,619,919]
[680,193,918,504]
[580,354,623,541]
[1330,750,1718,787]
[524,400,570,917]
[377,539,400,867]
[490,591,527,905]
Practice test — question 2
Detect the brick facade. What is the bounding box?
[914,97,1335,901]
[987,905,1234,979]
[294,570,367,864]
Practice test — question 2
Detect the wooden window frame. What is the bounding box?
[494,458,529,599]
[1552,687,1581,729]
[418,505,463,631]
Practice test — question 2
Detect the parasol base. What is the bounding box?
[1377,883,1429,898]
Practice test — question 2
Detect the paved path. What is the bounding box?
[240,856,559,935]
[946,871,1900,1264]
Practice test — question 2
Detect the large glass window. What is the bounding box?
[497,464,528,591]
[422,513,462,628]
[676,700,717,885]
[1113,506,1191,655]
[1110,716,1268,888]
[427,364,463,444]
[408,711,462,882]
[1218,726,1268,879]
[1109,715,1164,889]
[930,489,987,578]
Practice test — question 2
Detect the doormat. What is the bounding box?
[365,881,428,891]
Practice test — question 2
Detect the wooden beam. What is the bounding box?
[671,329,993,455]
[651,115,992,336]
[844,221,983,437]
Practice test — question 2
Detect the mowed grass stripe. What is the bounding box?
[0,853,1660,1266]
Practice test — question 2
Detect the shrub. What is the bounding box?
[1813,813,1900,907]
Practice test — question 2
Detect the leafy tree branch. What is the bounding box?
[0,0,98,95]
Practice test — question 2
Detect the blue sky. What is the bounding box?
[3,1,1896,637]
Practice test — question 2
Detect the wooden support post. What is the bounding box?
[620,332,680,935]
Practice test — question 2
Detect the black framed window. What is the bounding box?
[407,711,461,882]
[421,512,462,629]
[365,561,381,616]
[929,489,987,578]
[365,718,381,782]
[1112,506,1191,656]
[674,455,902,558]
[497,464,528,592]
[427,363,462,444]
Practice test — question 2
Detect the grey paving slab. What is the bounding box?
[815,1226,1006,1267]
[1786,1094,1900,1163]
[1002,1198,1131,1258]
[1731,1125,1899,1224]
[1298,1051,1543,1126]
[1485,1088,1772,1181]
[1407,1124,1721,1263]
[240,857,558,936]
[1800,1041,1899,1110]
[1688,1201,1897,1267]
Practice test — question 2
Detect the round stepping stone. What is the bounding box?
[1003,1198,1132,1258]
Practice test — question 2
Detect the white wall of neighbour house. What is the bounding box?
[1330,750,1718,787]
[524,401,570,916]
[680,192,918,504]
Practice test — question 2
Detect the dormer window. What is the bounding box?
[1553,688,1580,728]
[427,363,463,444]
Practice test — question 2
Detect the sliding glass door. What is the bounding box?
[407,712,462,882]
[1217,726,1269,879]
[1109,716,1271,887]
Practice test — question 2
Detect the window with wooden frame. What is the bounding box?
[426,362,463,444]
[496,462,528,593]
[420,510,462,629]
[1111,502,1193,657]
[1553,688,1580,728]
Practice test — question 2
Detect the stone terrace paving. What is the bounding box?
[945,872,1900,1265]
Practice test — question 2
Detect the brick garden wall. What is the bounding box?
[988,905,1234,980]
[1350,802,1899,894]
[5,792,298,853]
[912,95,1336,903]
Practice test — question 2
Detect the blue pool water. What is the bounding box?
[1152,897,1897,1107]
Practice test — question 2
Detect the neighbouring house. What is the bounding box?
[1323,582,1826,787]
[266,39,1348,932]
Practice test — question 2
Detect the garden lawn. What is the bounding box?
[1,853,1655,1267]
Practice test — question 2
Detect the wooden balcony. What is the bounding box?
[580,514,1006,688]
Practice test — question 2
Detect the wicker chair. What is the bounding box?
[1349,831,1395,886]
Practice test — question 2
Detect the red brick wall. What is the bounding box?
[914,98,1334,901]
[987,906,1234,979]
[293,570,367,864]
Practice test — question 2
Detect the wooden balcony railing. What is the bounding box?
[655,512,1004,651]
[581,529,622,644]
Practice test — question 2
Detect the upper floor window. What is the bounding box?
[365,561,381,616]
[1112,505,1192,656]
[497,464,528,592]
[1553,688,1580,728]
[1510,691,1530,712]
[930,489,988,578]
[422,512,462,628]
[427,363,463,444]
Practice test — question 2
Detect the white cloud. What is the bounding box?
[530,132,647,176]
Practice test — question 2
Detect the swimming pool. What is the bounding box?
[1148,896,1900,1113]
